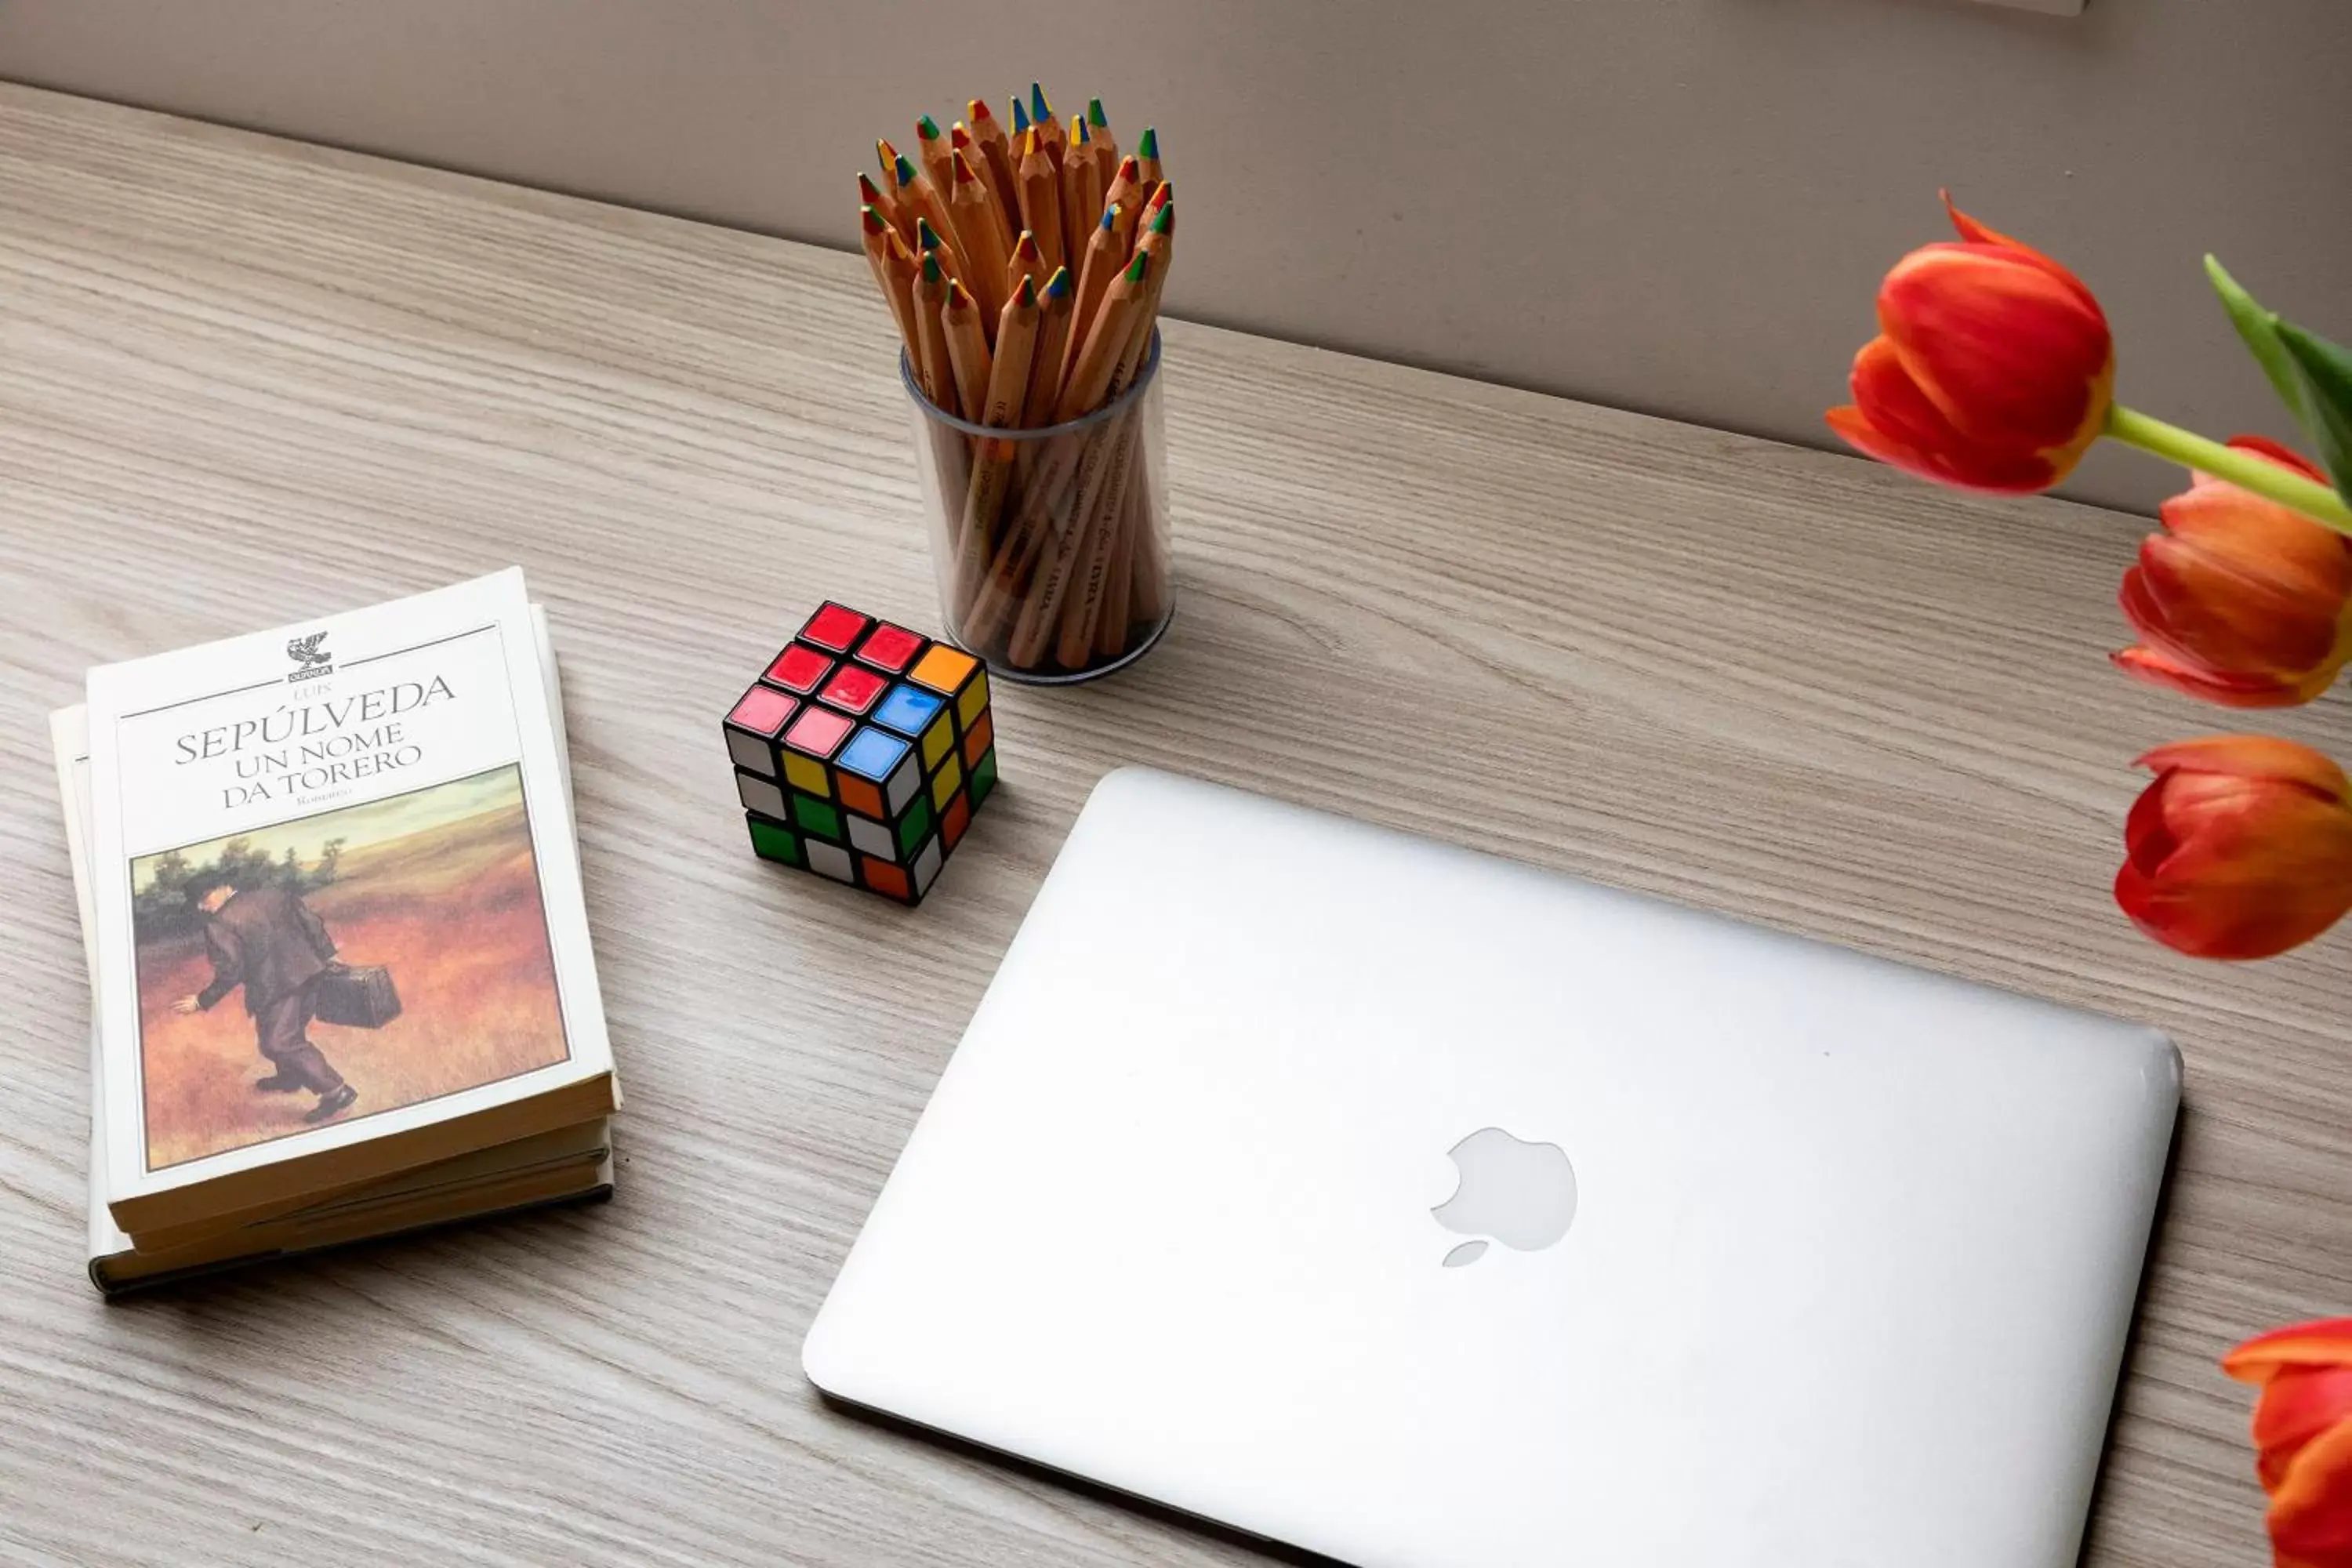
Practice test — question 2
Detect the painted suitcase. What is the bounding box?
[314,962,402,1029]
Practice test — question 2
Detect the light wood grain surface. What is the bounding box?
[0,83,2340,1567]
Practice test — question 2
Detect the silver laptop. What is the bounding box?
[804,768,2178,1567]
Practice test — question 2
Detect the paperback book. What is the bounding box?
[63,572,619,1283]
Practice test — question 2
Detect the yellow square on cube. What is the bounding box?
[920,711,955,769]
[931,751,963,810]
[783,752,831,798]
[956,670,990,728]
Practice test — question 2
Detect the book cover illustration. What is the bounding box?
[131,764,570,1168]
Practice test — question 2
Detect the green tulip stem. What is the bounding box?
[2105,405,2352,534]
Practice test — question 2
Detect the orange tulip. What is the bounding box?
[2223,1318,2352,1567]
[2113,437,2352,707]
[1828,194,2114,493]
[2115,736,2352,959]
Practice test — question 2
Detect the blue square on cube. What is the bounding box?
[837,726,912,782]
[872,684,946,739]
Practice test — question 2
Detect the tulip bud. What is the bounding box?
[1828,194,2113,494]
[2115,735,2352,959]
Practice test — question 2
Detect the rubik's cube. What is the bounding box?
[724,603,996,905]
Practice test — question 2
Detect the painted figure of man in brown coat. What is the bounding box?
[172,878,359,1123]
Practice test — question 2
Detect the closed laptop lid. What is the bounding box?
[804,767,2178,1568]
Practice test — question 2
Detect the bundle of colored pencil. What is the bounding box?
[858,84,1174,677]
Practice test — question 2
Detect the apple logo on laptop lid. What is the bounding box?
[1432,1127,1578,1268]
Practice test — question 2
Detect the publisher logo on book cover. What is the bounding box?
[285,632,333,682]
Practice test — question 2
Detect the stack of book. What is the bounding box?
[50,571,620,1293]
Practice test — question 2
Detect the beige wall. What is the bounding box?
[5,0,2347,514]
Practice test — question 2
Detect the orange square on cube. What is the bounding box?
[862,858,911,901]
[837,774,885,819]
[962,710,994,769]
[941,792,971,849]
[909,644,978,699]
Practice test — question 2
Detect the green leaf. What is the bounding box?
[2205,256,2306,423]
[2276,321,2352,508]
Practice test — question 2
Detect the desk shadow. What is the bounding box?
[814,1388,1349,1568]
[2075,1098,2195,1566]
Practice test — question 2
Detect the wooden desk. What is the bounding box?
[0,83,2340,1566]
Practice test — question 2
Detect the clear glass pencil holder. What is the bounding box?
[902,332,1171,684]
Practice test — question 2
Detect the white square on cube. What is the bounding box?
[727,728,775,776]
[807,839,855,884]
[736,771,786,819]
[884,753,921,816]
[848,814,895,860]
[910,837,942,895]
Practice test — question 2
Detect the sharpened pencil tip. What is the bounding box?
[1087,98,1108,129]
[1030,83,1051,120]
[1137,125,1159,161]
[1150,203,1172,234]
[858,171,884,200]
[916,114,942,141]
[1073,116,1091,147]
[1100,203,1119,231]
[1022,127,1040,158]
[917,216,942,247]
[1018,274,1038,307]
[947,277,974,309]
[895,152,920,187]
[1123,251,1149,283]
[951,122,972,149]
[953,150,979,183]
[921,252,943,284]
[860,205,887,235]
[1011,97,1030,133]
[968,97,993,125]
[1116,154,1140,183]
[1044,265,1073,299]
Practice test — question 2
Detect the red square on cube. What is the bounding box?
[803,602,872,652]
[765,643,833,695]
[728,684,796,737]
[941,792,971,849]
[820,663,887,715]
[862,858,911,901]
[856,622,927,674]
[785,706,855,759]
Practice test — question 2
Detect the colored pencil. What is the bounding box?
[941,276,993,426]
[1062,116,1106,268]
[967,98,1022,227]
[915,214,962,289]
[861,205,919,351]
[1085,96,1117,165]
[910,251,958,415]
[993,251,1152,664]
[858,170,915,249]
[952,275,1042,609]
[1065,203,1127,391]
[913,114,956,203]
[898,151,971,280]
[1059,201,1174,662]
[1004,229,1046,303]
[952,122,1018,254]
[1029,82,1064,177]
[1101,154,1145,259]
[1024,265,1076,433]
[1134,125,1163,193]
[1015,127,1066,277]
[950,150,1014,332]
